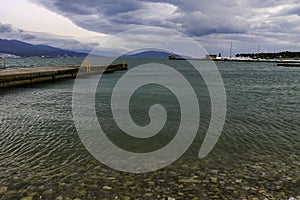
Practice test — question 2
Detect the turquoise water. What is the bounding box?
[1,58,300,199]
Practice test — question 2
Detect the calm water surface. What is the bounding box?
[0,58,300,199]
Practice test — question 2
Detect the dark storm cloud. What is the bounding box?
[21,34,36,40]
[276,5,300,16]
[0,23,13,33]
[29,0,300,54]
[0,23,95,51]
[0,23,35,40]
[34,0,143,16]
[31,0,254,37]
[96,1,142,16]
[53,1,94,15]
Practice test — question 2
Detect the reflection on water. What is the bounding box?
[0,58,300,199]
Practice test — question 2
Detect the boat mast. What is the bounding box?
[229,41,232,58]
[257,44,260,59]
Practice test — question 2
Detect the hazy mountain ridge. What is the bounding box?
[120,50,174,58]
[0,39,87,58]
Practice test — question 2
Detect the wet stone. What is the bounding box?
[0,186,8,194]
[167,197,176,200]
[145,193,153,197]
[243,186,251,191]
[56,195,63,200]
[125,181,134,186]
[43,189,54,195]
[178,178,201,183]
[235,179,242,184]
[21,197,33,200]
[210,177,218,183]
[226,186,235,190]
[124,196,131,200]
[102,185,112,190]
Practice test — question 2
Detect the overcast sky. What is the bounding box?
[1,0,300,56]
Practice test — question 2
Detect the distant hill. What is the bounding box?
[121,50,174,58]
[0,39,87,58]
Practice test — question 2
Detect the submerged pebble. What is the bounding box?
[0,186,8,194]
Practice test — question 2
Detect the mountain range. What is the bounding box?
[0,39,87,58]
[121,50,174,58]
[0,39,176,59]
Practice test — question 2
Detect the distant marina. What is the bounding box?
[168,54,300,67]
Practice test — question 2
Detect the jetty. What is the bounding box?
[276,61,300,67]
[0,62,127,88]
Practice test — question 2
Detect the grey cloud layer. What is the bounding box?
[0,23,13,33]
[0,23,96,51]
[27,0,300,53]
[32,0,254,36]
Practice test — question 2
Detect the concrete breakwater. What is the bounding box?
[0,63,127,88]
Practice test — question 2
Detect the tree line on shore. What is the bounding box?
[236,51,300,59]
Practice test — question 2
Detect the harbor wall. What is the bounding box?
[0,63,127,88]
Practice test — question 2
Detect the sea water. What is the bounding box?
[0,58,300,199]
